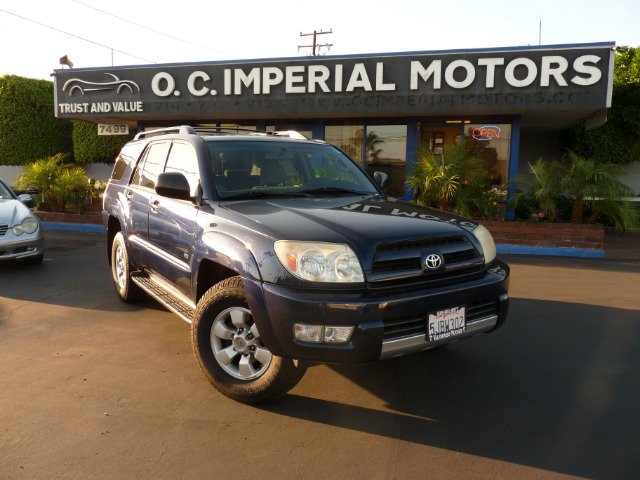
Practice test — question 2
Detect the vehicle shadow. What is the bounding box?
[0,231,131,313]
[263,297,640,479]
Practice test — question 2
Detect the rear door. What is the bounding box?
[125,140,171,266]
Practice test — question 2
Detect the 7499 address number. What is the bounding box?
[98,124,129,135]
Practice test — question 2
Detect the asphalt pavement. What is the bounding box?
[1,231,639,480]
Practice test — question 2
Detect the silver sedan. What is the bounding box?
[0,177,44,264]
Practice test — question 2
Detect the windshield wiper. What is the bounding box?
[221,190,309,200]
[299,187,373,196]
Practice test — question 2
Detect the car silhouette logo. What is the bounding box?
[425,254,443,270]
[62,73,140,96]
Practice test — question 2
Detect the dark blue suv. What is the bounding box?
[103,125,510,404]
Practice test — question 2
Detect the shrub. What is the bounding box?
[0,75,73,165]
[72,120,135,164]
[14,153,89,212]
[510,151,639,231]
[407,143,497,217]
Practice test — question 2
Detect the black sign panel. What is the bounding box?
[53,44,614,121]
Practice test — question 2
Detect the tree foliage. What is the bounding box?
[0,75,73,165]
[563,47,640,164]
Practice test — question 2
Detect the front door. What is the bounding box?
[147,141,200,298]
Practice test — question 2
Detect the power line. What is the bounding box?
[72,0,236,59]
[0,7,155,64]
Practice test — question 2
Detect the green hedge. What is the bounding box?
[72,121,135,164]
[0,75,73,165]
[562,109,639,164]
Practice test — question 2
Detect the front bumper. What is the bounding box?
[0,232,44,261]
[244,260,510,365]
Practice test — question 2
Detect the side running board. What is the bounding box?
[132,276,195,323]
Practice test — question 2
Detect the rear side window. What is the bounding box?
[111,142,145,181]
[132,141,171,189]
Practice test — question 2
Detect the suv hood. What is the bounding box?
[221,195,480,254]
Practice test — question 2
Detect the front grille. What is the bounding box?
[367,235,484,289]
[0,224,8,236]
[383,298,498,341]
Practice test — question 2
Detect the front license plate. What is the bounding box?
[428,306,466,342]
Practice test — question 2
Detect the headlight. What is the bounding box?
[12,217,39,235]
[472,224,496,264]
[274,241,364,283]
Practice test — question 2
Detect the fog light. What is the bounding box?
[293,324,354,344]
[293,324,323,343]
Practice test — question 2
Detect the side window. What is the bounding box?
[111,142,145,181]
[164,142,200,196]
[132,141,170,189]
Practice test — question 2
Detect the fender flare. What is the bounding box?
[194,231,262,282]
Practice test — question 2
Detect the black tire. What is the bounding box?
[192,276,306,404]
[111,232,144,302]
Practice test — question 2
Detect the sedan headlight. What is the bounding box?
[12,217,39,236]
[274,241,364,283]
[472,224,496,264]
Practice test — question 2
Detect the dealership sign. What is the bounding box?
[53,44,614,120]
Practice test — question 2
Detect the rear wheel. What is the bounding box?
[192,276,305,404]
[111,232,143,302]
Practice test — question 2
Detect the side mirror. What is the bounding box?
[156,172,192,201]
[373,171,388,188]
[18,193,34,206]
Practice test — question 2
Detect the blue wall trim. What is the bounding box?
[43,222,105,233]
[497,244,605,258]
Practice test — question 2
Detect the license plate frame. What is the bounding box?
[427,306,466,342]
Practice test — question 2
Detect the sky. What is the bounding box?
[1,0,639,81]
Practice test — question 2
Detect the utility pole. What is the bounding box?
[299,29,333,56]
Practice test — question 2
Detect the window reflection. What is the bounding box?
[365,124,407,197]
[325,122,364,165]
[325,122,407,197]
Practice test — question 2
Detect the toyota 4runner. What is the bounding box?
[102,125,510,404]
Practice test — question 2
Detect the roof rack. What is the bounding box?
[134,125,195,140]
[134,125,308,140]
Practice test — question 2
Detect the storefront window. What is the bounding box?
[325,122,364,165]
[419,119,511,190]
[364,123,407,197]
[419,121,467,154]
[464,123,511,189]
[325,122,407,197]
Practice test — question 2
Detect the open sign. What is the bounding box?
[472,125,501,141]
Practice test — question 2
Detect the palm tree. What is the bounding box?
[408,143,490,216]
[15,153,88,212]
[508,158,563,221]
[558,151,637,229]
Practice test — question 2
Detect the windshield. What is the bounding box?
[207,140,379,199]
[0,180,15,199]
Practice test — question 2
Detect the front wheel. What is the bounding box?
[192,276,306,404]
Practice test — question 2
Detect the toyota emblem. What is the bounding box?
[425,254,443,270]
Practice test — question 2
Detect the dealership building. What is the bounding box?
[53,42,616,202]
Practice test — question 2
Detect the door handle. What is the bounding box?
[125,191,133,201]
[150,200,160,213]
